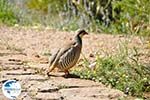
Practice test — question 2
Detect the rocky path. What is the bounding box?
[0,51,125,100]
[0,26,149,100]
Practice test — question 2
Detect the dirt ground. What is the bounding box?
[0,26,149,100]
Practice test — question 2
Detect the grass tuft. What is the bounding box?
[72,44,150,98]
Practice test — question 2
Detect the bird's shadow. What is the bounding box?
[47,73,80,78]
[63,73,80,78]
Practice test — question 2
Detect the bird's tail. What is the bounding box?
[48,64,56,73]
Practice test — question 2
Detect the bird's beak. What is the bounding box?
[84,32,88,35]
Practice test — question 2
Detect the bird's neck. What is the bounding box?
[75,35,82,45]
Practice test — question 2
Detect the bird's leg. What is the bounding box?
[64,70,69,77]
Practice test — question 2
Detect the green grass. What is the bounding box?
[72,45,150,98]
[0,0,18,25]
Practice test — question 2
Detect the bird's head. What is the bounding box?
[77,29,88,38]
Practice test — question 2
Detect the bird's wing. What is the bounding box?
[59,45,75,62]
[49,49,60,66]
[53,41,76,64]
[48,41,77,73]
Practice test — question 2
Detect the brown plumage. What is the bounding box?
[46,29,88,76]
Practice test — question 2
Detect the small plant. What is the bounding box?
[41,50,52,57]
[0,0,18,25]
[72,44,150,98]
[57,84,69,89]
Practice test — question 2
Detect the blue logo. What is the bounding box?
[2,80,21,99]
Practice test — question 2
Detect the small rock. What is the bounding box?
[34,54,40,58]
[89,53,95,58]
[89,62,97,70]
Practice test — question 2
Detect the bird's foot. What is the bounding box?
[63,71,70,78]
[45,69,51,76]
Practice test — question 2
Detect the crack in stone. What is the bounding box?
[8,58,21,62]
[0,78,19,83]
[57,85,102,90]
[6,72,36,75]
[28,78,49,82]
[36,85,101,93]
[4,62,23,65]
[38,88,59,93]
[0,52,27,56]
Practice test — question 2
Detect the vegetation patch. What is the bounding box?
[0,0,150,36]
[72,45,150,98]
[0,0,18,25]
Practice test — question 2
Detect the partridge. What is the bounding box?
[46,29,88,76]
